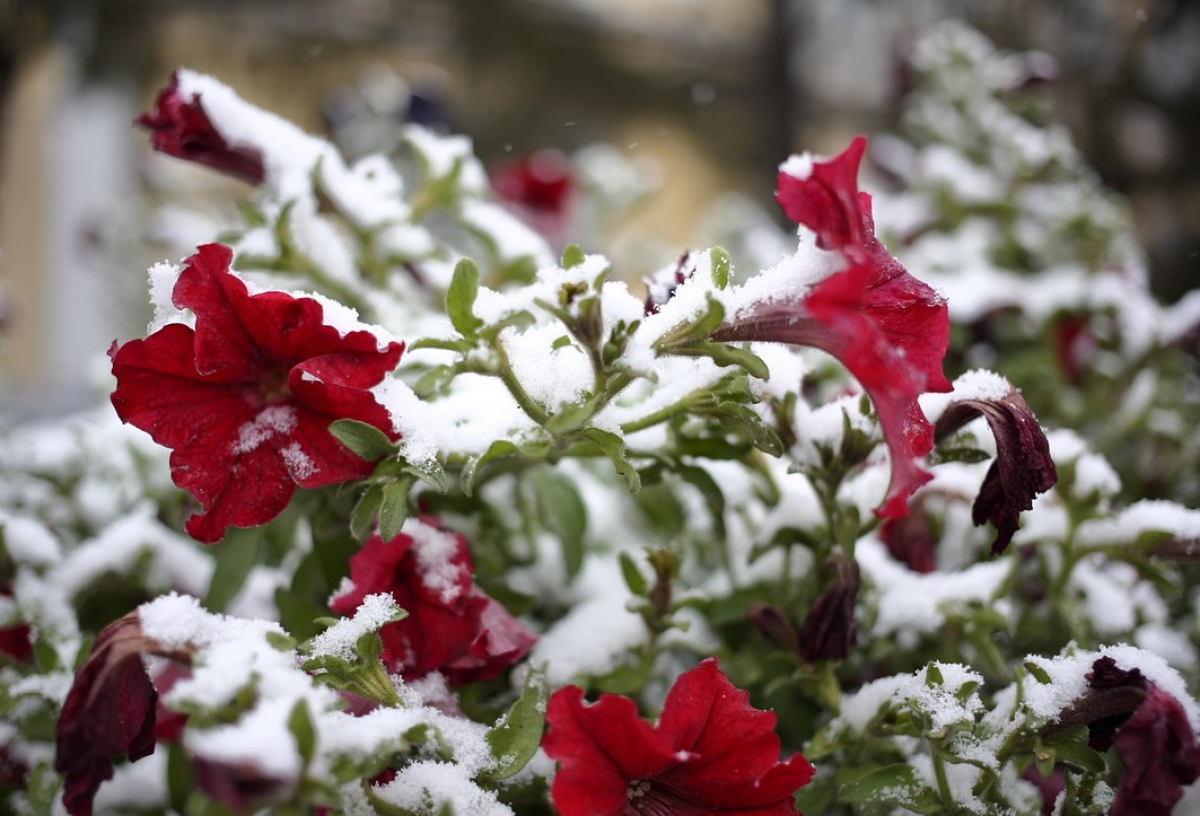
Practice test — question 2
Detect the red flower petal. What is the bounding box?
[442,593,540,685]
[656,658,815,810]
[1111,686,1200,816]
[543,685,678,816]
[775,136,869,255]
[138,72,265,185]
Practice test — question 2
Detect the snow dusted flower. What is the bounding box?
[55,612,195,816]
[138,71,265,184]
[329,517,535,684]
[109,244,404,543]
[1076,657,1200,816]
[933,384,1057,554]
[543,657,814,815]
[714,136,951,518]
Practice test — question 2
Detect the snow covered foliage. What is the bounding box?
[1,21,1200,816]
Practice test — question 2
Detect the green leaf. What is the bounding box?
[618,551,648,596]
[350,484,385,541]
[378,478,413,542]
[579,427,641,492]
[447,258,485,337]
[561,244,586,269]
[721,403,785,457]
[677,462,728,539]
[709,245,731,289]
[1049,739,1108,774]
[235,199,268,228]
[482,668,548,781]
[461,435,553,496]
[329,419,397,462]
[204,530,263,612]
[839,764,941,813]
[1024,661,1053,685]
[288,699,317,767]
[529,469,589,580]
[696,342,770,379]
[26,763,61,816]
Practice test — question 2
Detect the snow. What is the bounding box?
[857,536,1011,643]
[919,369,1013,422]
[373,761,512,816]
[405,518,470,604]
[307,593,401,662]
[147,261,186,331]
[232,405,298,454]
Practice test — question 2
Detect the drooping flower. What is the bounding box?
[543,657,814,815]
[137,71,266,184]
[329,517,535,684]
[55,612,195,816]
[109,244,404,543]
[934,386,1057,554]
[714,137,951,519]
[1048,656,1200,816]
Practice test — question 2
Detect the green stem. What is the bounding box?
[931,742,955,810]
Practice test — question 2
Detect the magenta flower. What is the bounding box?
[714,136,951,518]
[137,71,265,184]
[109,244,404,543]
[543,657,814,815]
[329,517,535,684]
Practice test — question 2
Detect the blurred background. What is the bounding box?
[1,0,1198,416]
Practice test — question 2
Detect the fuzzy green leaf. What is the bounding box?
[329,419,397,462]
[579,427,641,492]
[447,258,485,337]
[482,668,548,781]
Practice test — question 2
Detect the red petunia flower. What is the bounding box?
[329,517,535,684]
[110,244,404,543]
[137,71,265,184]
[543,657,814,815]
[714,137,951,519]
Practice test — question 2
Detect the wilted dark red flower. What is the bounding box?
[714,137,951,519]
[138,71,265,184]
[543,657,814,815]
[797,553,860,661]
[1110,683,1200,815]
[491,149,573,243]
[1052,313,1094,386]
[1046,656,1200,816]
[110,244,404,543]
[329,517,535,684]
[934,387,1057,555]
[55,612,194,816]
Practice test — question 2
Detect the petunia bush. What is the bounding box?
[3,20,1200,816]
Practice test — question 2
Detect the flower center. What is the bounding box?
[624,779,695,816]
[260,368,291,404]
